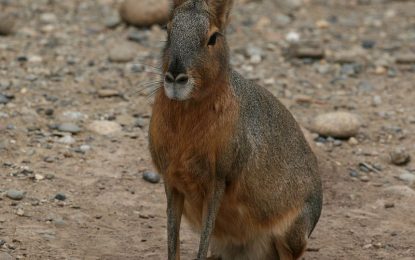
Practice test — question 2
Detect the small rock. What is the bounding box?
[285,31,300,43]
[372,95,382,106]
[0,14,15,36]
[310,112,360,138]
[360,176,370,182]
[357,81,373,92]
[54,193,66,201]
[87,120,122,135]
[348,137,359,145]
[361,40,376,49]
[134,117,147,128]
[395,54,415,64]
[35,174,45,181]
[349,170,359,178]
[397,172,415,185]
[43,156,55,163]
[105,14,122,29]
[57,123,81,134]
[16,208,25,216]
[316,19,330,29]
[120,0,169,27]
[97,89,120,98]
[143,171,160,184]
[53,217,65,227]
[341,63,360,77]
[40,13,57,24]
[127,27,149,43]
[60,111,87,122]
[58,135,75,144]
[108,42,136,63]
[290,46,325,60]
[79,144,91,153]
[384,202,394,208]
[0,94,12,104]
[6,189,25,200]
[45,174,55,180]
[389,147,410,165]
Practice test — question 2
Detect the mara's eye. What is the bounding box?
[208,32,219,46]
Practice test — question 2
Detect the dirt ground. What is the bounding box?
[1,0,415,259]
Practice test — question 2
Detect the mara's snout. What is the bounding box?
[163,71,195,101]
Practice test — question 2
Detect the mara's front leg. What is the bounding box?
[197,180,226,260]
[165,185,185,260]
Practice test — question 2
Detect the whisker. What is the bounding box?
[128,82,163,96]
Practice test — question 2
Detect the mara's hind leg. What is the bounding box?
[273,208,316,260]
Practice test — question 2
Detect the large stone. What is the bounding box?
[310,112,360,138]
[119,0,169,27]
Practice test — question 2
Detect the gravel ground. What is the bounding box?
[0,0,414,259]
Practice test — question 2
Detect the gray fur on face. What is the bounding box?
[168,5,209,69]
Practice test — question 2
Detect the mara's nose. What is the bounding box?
[165,72,189,85]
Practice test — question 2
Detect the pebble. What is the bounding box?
[0,93,11,104]
[87,120,122,135]
[389,147,410,165]
[372,95,382,106]
[57,123,81,134]
[134,117,147,128]
[35,174,45,181]
[16,208,25,216]
[285,31,300,43]
[310,112,360,138]
[108,42,136,63]
[316,19,330,29]
[0,14,15,36]
[361,40,376,49]
[97,89,120,98]
[290,46,324,60]
[79,144,91,153]
[397,172,415,185]
[384,202,395,208]
[40,13,57,24]
[54,193,66,201]
[127,27,149,43]
[348,137,359,145]
[119,0,169,27]
[357,81,373,92]
[105,14,122,29]
[341,63,361,77]
[143,171,161,184]
[60,111,87,122]
[6,189,25,200]
[58,135,75,144]
[395,54,415,64]
[360,176,370,182]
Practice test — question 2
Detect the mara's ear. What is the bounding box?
[172,0,187,8]
[206,0,234,30]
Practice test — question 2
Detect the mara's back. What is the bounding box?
[228,70,322,231]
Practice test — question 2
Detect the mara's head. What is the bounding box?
[161,0,234,101]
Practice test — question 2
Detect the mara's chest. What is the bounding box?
[149,95,239,196]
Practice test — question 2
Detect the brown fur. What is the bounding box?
[149,1,322,259]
